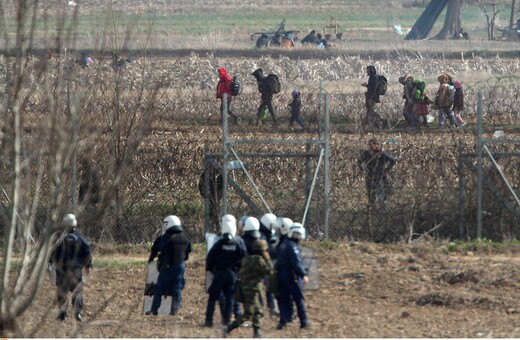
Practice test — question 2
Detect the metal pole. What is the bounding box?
[305,142,312,232]
[484,145,520,207]
[457,138,465,240]
[203,141,210,233]
[228,146,271,213]
[222,94,228,216]
[323,95,330,240]
[72,87,78,213]
[302,149,324,228]
[476,91,483,239]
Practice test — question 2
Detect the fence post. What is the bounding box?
[203,141,210,233]
[476,91,484,239]
[222,94,228,216]
[457,138,465,240]
[324,94,330,240]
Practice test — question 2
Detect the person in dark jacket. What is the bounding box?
[357,138,396,208]
[301,30,319,45]
[146,215,192,316]
[256,33,269,48]
[252,68,278,127]
[204,218,246,327]
[216,67,239,125]
[289,89,305,129]
[78,158,100,206]
[452,80,465,127]
[50,214,93,322]
[361,65,385,127]
[224,239,273,338]
[399,73,416,127]
[276,223,309,330]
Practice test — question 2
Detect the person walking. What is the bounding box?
[399,73,416,127]
[361,65,386,128]
[146,215,192,316]
[276,223,310,330]
[223,239,273,338]
[288,89,305,129]
[436,74,458,128]
[50,214,93,322]
[204,217,246,327]
[357,139,396,209]
[252,68,279,126]
[453,80,465,127]
[216,67,239,125]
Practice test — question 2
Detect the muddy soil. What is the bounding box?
[19,242,520,338]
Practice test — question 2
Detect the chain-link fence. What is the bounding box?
[2,53,520,244]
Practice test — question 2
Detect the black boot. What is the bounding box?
[253,327,262,338]
[223,321,239,338]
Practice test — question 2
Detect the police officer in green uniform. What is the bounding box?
[224,239,273,338]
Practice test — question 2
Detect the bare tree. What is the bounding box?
[479,0,501,40]
[0,1,160,335]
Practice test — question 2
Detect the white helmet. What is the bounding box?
[221,219,237,237]
[260,213,277,230]
[243,216,260,232]
[221,214,236,225]
[288,222,305,240]
[163,215,182,233]
[63,213,77,228]
[244,216,260,239]
[280,217,293,235]
[238,215,249,229]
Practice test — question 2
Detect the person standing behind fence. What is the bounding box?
[252,68,279,127]
[361,65,385,128]
[452,80,465,127]
[146,215,192,316]
[216,68,239,125]
[435,74,458,128]
[50,214,92,322]
[288,89,305,130]
[399,73,416,127]
[357,139,396,208]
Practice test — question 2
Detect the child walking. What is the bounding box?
[289,89,305,129]
[453,80,465,127]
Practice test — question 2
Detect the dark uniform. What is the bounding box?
[277,235,309,329]
[205,235,246,325]
[357,140,396,208]
[225,240,273,338]
[50,228,92,321]
[147,227,192,315]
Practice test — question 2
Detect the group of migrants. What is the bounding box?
[217,67,304,129]
[364,65,466,129]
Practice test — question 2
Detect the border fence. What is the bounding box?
[2,54,520,244]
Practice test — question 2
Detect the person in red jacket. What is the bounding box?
[216,68,239,125]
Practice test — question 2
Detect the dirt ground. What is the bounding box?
[19,242,520,338]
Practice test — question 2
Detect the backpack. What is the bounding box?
[230,76,241,96]
[375,75,388,96]
[413,79,426,102]
[263,74,281,94]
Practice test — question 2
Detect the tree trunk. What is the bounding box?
[510,0,516,28]
[434,0,461,39]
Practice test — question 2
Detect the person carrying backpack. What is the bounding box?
[399,73,416,127]
[216,68,239,125]
[50,214,93,322]
[411,78,434,129]
[436,74,458,128]
[361,65,387,128]
[252,68,279,127]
